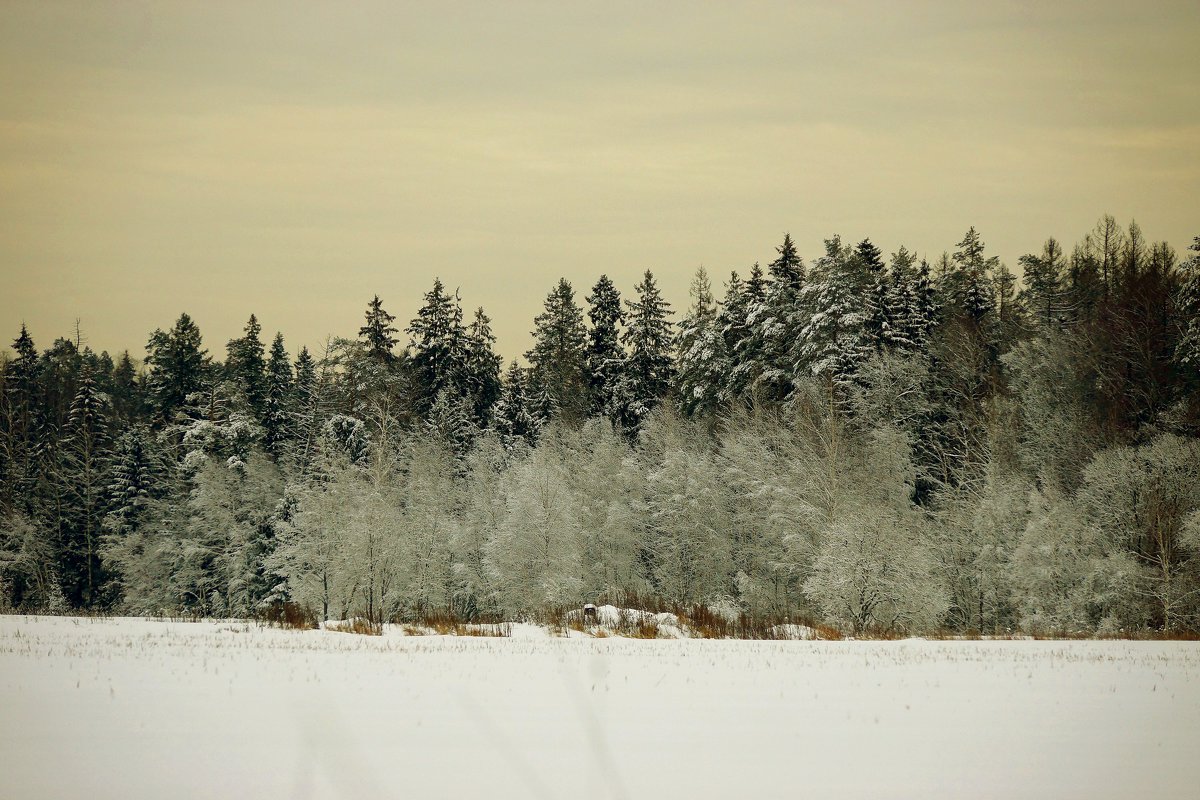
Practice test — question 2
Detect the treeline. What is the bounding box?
[2,217,1200,634]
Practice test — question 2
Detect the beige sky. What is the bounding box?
[2,0,1198,363]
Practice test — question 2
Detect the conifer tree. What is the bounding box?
[59,364,111,606]
[493,361,540,450]
[1019,237,1067,328]
[226,314,267,419]
[858,239,892,349]
[768,233,805,288]
[110,351,141,421]
[526,279,589,424]
[1,325,41,513]
[585,275,627,420]
[104,426,160,538]
[263,333,293,456]
[144,313,208,425]
[408,279,468,415]
[951,227,999,324]
[463,307,502,428]
[621,270,675,425]
[359,295,400,363]
[424,388,479,461]
[675,267,730,417]
[793,236,869,389]
[885,247,919,351]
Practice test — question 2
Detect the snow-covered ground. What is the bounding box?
[2,616,1198,799]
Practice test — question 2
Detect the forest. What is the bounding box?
[2,216,1199,635]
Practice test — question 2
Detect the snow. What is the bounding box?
[2,615,1199,799]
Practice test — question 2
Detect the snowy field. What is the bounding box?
[2,616,1198,799]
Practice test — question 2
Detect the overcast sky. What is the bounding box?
[2,0,1198,362]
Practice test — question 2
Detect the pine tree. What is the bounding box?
[463,308,502,428]
[526,279,589,424]
[585,275,627,420]
[226,314,267,420]
[408,279,468,415]
[263,333,292,457]
[359,295,400,363]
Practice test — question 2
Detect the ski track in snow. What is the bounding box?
[1,615,1198,799]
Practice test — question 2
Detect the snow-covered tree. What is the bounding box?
[620,270,674,427]
[674,267,730,417]
[486,424,584,614]
[359,294,400,363]
[802,429,948,634]
[144,313,209,425]
[585,275,627,421]
[640,408,734,605]
[463,307,502,428]
[792,236,869,391]
[225,314,267,420]
[492,361,541,451]
[572,420,647,600]
[1079,435,1200,629]
[526,279,589,424]
[408,278,468,414]
[58,364,111,606]
[262,332,292,457]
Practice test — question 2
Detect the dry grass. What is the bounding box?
[258,602,318,631]
[328,618,383,636]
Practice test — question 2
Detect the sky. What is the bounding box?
[2,0,1198,363]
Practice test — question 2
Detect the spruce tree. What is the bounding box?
[359,295,400,363]
[226,314,267,419]
[585,275,626,420]
[886,247,919,351]
[621,270,675,424]
[263,333,293,456]
[2,326,41,513]
[793,236,869,389]
[767,233,805,288]
[59,364,111,607]
[145,313,209,425]
[105,426,160,538]
[526,279,589,424]
[110,351,141,421]
[857,239,891,350]
[493,361,540,450]
[675,267,730,417]
[951,227,999,324]
[424,388,478,461]
[1019,237,1067,328]
[463,308,502,428]
[408,279,468,414]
